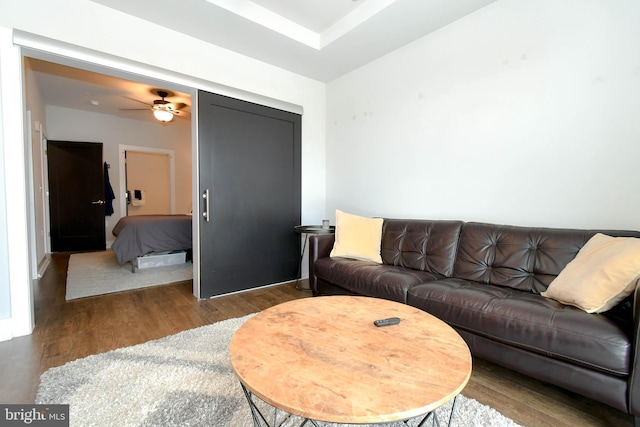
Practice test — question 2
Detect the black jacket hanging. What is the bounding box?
[104,162,115,216]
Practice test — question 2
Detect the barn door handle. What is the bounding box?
[92,200,105,205]
[202,189,210,222]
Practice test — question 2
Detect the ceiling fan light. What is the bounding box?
[153,109,174,122]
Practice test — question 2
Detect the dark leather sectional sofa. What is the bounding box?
[308,218,640,421]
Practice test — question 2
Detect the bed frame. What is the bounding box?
[111,214,192,272]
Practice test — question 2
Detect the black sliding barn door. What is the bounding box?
[198,91,301,298]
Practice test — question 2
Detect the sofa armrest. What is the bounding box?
[309,234,335,296]
[628,280,640,416]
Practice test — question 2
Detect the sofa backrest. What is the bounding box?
[381,219,463,278]
[379,218,640,294]
[453,222,640,294]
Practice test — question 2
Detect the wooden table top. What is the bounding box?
[229,296,472,424]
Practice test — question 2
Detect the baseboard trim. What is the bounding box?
[37,254,51,278]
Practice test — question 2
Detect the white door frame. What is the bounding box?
[118,145,176,218]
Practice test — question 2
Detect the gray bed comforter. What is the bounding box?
[111,214,192,264]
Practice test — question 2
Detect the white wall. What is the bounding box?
[0,0,326,339]
[326,0,640,230]
[45,106,191,245]
[0,53,10,325]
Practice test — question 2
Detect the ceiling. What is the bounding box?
[28,58,193,126]
[28,0,496,125]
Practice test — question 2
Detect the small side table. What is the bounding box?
[294,225,335,290]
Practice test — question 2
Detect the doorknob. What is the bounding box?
[92,200,105,205]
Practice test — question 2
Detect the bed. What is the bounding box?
[111,214,192,267]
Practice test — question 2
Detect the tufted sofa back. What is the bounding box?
[454,222,640,294]
[381,219,463,278]
[452,222,595,294]
[380,219,640,295]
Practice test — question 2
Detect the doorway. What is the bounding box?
[118,146,177,218]
[13,34,304,339]
[124,150,173,216]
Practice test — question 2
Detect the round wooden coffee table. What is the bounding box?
[229,296,472,425]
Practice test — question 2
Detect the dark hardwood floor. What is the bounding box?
[0,253,633,426]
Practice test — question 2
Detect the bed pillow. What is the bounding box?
[330,210,383,264]
[541,233,640,313]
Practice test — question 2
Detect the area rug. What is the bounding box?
[36,315,522,427]
[65,250,193,300]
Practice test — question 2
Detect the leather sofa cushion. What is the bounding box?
[407,279,631,376]
[314,257,443,303]
[381,219,463,277]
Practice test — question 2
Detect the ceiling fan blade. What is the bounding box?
[173,102,187,110]
[123,96,152,107]
[119,108,150,111]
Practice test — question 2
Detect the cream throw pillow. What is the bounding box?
[330,210,383,264]
[541,233,640,313]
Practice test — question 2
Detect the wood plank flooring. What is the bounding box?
[0,253,633,426]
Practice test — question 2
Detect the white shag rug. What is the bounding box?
[36,315,522,427]
[65,250,193,300]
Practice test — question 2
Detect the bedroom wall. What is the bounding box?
[326,0,640,230]
[45,105,191,246]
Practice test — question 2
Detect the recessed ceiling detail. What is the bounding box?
[206,0,399,49]
[90,0,498,82]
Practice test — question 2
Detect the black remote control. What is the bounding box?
[374,317,401,327]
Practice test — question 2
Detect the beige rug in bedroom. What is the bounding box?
[65,250,193,300]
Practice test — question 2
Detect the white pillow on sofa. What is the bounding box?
[541,233,640,313]
[330,210,383,264]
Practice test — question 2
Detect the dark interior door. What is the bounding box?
[198,91,301,298]
[48,140,106,252]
